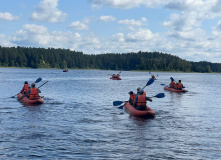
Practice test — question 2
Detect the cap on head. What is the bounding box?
[137,87,141,91]
[128,91,133,94]
[25,81,28,84]
[31,83,35,87]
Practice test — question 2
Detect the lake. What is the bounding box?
[0,68,221,159]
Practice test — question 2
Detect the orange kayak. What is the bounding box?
[17,93,44,105]
[110,77,121,80]
[124,102,155,118]
[164,85,187,92]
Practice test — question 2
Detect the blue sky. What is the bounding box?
[1,0,221,63]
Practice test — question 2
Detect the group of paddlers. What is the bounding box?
[20,81,41,100]
[168,77,184,90]
[128,87,152,111]
[111,74,120,79]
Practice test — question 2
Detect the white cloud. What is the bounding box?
[30,0,67,23]
[88,0,144,9]
[9,24,100,53]
[213,20,221,30]
[126,28,154,41]
[69,21,89,31]
[98,16,116,22]
[0,12,19,21]
[118,17,147,26]
[112,33,125,42]
[0,34,15,46]
[11,24,50,45]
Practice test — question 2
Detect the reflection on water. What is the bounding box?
[0,68,221,159]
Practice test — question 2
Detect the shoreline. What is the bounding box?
[0,67,217,73]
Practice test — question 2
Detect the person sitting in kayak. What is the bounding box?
[20,81,30,94]
[133,89,152,110]
[173,82,178,89]
[152,75,157,80]
[116,74,120,79]
[177,80,184,90]
[27,83,41,100]
[136,87,146,96]
[128,91,136,105]
[169,78,175,88]
[112,74,116,78]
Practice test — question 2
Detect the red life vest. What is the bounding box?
[21,84,30,93]
[170,81,175,88]
[177,83,183,89]
[136,95,146,106]
[129,94,136,103]
[29,88,39,100]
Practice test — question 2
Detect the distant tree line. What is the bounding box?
[0,46,220,73]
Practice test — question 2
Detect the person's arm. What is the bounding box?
[21,86,24,93]
[146,97,152,102]
[133,96,138,106]
[37,88,41,93]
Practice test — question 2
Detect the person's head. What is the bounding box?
[139,89,144,94]
[137,87,141,92]
[31,83,35,88]
[24,81,28,84]
[128,91,134,95]
[179,80,181,83]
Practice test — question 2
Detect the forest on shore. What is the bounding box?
[0,46,221,73]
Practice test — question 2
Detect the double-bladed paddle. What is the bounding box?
[142,78,154,89]
[113,93,165,106]
[18,80,48,101]
[10,77,42,98]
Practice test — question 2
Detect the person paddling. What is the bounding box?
[177,80,184,90]
[128,91,136,105]
[27,83,41,100]
[136,87,146,96]
[21,81,30,94]
[152,75,157,80]
[133,89,152,110]
[169,78,175,88]
[112,74,116,78]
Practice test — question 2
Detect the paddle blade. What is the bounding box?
[146,78,154,86]
[118,105,124,109]
[161,84,165,86]
[35,77,42,83]
[113,101,124,106]
[154,93,165,98]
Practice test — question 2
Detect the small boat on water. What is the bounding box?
[110,77,121,80]
[124,102,155,118]
[164,85,187,92]
[17,93,44,105]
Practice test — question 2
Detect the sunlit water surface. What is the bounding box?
[0,68,221,159]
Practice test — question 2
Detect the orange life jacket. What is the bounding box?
[129,94,136,103]
[29,88,39,100]
[21,84,30,93]
[177,83,183,89]
[116,75,120,78]
[170,81,175,88]
[136,95,146,106]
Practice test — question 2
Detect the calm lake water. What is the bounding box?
[0,68,221,159]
